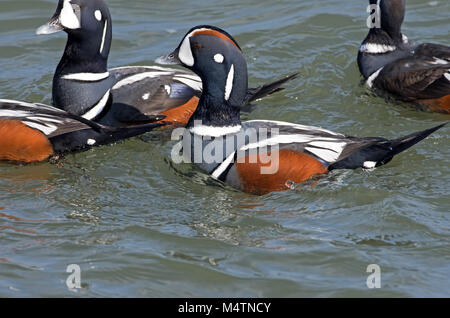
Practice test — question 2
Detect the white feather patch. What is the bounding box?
[87,139,97,146]
[307,141,347,154]
[26,116,63,124]
[62,72,110,82]
[240,134,346,163]
[245,120,344,136]
[60,0,81,30]
[430,58,449,65]
[0,109,31,117]
[82,90,110,120]
[211,151,236,180]
[23,121,57,135]
[367,67,383,88]
[94,10,102,21]
[359,43,396,54]
[445,73,450,81]
[363,161,377,169]
[305,147,342,162]
[177,27,211,67]
[112,71,173,90]
[99,20,108,54]
[190,125,242,137]
[173,75,203,91]
[402,34,408,44]
[225,64,234,101]
[179,35,195,67]
[214,54,224,64]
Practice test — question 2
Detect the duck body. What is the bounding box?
[159,25,446,195]
[358,0,450,113]
[39,0,296,127]
[0,100,163,163]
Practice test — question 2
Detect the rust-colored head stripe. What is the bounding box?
[191,29,241,51]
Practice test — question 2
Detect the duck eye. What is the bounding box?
[192,42,203,50]
[94,10,102,21]
[214,53,224,64]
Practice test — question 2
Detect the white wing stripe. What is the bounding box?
[26,116,63,124]
[0,110,30,117]
[240,134,346,163]
[173,76,203,91]
[23,121,57,135]
[112,72,174,90]
[307,141,347,154]
[245,120,343,136]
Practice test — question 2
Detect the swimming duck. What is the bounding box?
[0,99,163,163]
[358,0,450,113]
[158,25,446,195]
[36,0,297,127]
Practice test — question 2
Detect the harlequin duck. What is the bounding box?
[36,0,297,127]
[0,99,164,163]
[158,25,447,195]
[358,0,450,113]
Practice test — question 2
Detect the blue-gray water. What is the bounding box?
[0,0,449,297]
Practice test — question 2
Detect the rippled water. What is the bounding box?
[0,0,449,297]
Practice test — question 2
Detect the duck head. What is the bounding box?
[157,26,248,128]
[36,0,112,63]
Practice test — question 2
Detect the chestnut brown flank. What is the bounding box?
[419,95,450,114]
[236,149,328,195]
[159,96,200,126]
[0,120,53,163]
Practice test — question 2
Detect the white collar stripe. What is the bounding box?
[62,72,110,81]
[190,125,242,137]
[360,43,396,54]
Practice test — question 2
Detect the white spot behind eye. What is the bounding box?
[95,10,102,21]
[60,0,81,29]
[214,54,224,64]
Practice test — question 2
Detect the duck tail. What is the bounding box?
[245,73,298,105]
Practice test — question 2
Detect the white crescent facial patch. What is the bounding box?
[60,0,81,30]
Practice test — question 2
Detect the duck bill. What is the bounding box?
[36,16,64,35]
[155,49,182,65]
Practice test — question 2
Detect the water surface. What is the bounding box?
[0,0,449,297]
